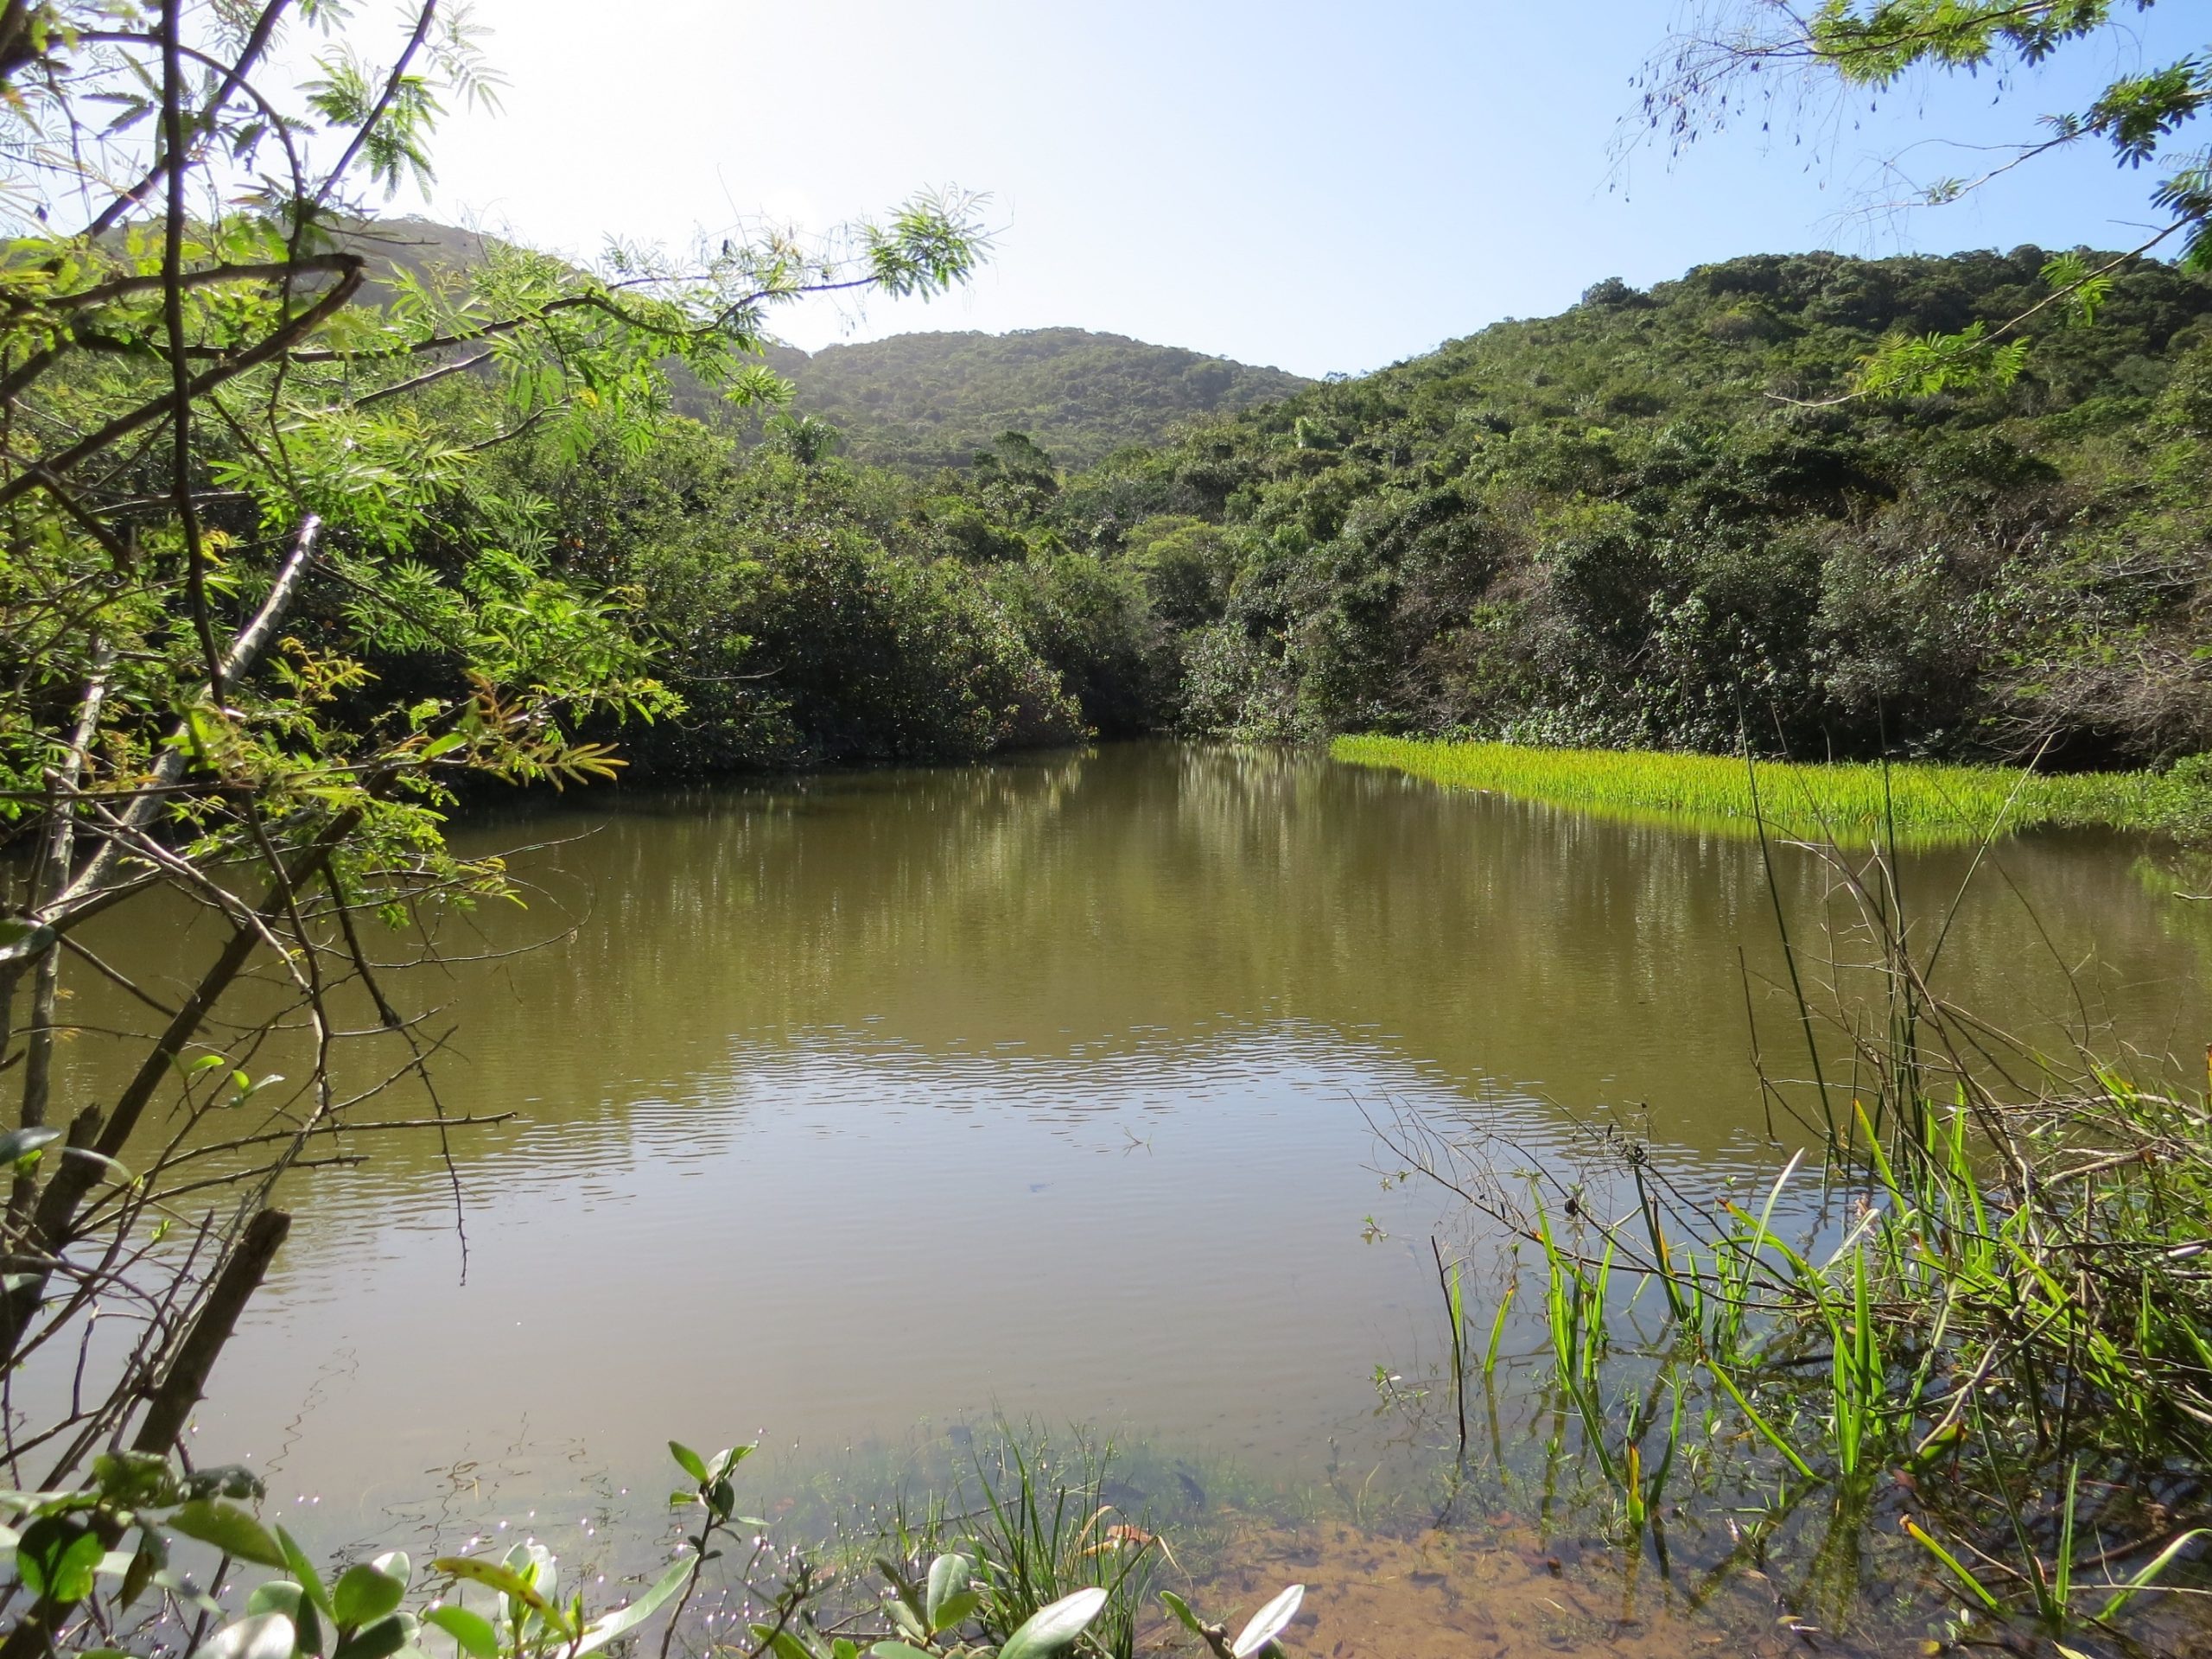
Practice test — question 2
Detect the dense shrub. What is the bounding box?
[410,249,2212,778]
[1051,247,2212,766]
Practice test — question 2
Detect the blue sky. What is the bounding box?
[418,2,2205,379]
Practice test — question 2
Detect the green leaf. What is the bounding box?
[372,1552,412,1592]
[875,1555,925,1619]
[92,1450,178,1509]
[575,1555,696,1656]
[999,1587,1109,1659]
[924,1552,973,1631]
[334,1563,407,1629]
[423,1606,498,1659]
[2098,1527,2211,1622]
[434,1554,570,1637]
[866,1645,936,1659]
[0,1126,60,1166]
[17,1516,104,1605]
[886,1599,926,1643]
[1159,1591,1205,1637]
[1230,1585,1305,1658]
[255,1581,323,1656]
[929,1589,978,1633]
[668,1441,708,1484]
[504,1541,556,1611]
[279,1526,339,1624]
[0,918,55,968]
[1901,1519,2002,1615]
[172,1500,288,1569]
[192,1612,298,1659]
[335,1613,416,1659]
[432,1556,546,1608]
[248,1582,306,1618]
[750,1626,816,1659]
[120,1531,165,1611]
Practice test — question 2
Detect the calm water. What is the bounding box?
[52,744,2212,1593]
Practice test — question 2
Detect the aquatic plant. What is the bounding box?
[889,1431,1160,1659]
[1378,786,2212,1648]
[0,1437,1297,1659]
[0,1443,792,1659]
[1332,734,2206,843]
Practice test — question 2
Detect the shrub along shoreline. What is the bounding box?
[1332,734,2212,843]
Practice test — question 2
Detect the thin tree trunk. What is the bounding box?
[13,645,114,1225]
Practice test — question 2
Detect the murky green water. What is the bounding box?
[50,743,2212,1639]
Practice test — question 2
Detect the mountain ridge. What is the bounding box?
[758,326,1312,470]
[340,219,1310,468]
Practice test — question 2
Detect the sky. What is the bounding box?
[411,1,2206,380]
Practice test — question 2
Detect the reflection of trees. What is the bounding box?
[58,747,2210,1217]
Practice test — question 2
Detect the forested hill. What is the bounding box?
[340,225,1307,468]
[760,329,1311,469]
[1037,246,2212,766]
[340,238,2212,777]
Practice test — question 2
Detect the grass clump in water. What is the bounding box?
[1380,810,2212,1651]
[1332,734,2208,842]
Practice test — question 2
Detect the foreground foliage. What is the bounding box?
[1634,2,2212,397]
[0,2,976,1648]
[0,1436,1300,1659]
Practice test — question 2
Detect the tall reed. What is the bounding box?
[1376,749,2212,1645]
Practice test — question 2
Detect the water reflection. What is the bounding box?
[50,743,2209,1529]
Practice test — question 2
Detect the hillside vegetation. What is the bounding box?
[331,225,1309,469]
[762,327,1311,470]
[318,240,2212,784]
[1012,247,2212,768]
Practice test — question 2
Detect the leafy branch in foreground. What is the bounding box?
[0,3,984,1650]
[1624,3,2211,403]
[0,1433,1303,1659]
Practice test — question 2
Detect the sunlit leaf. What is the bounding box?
[169,1501,287,1570]
[575,1556,696,1655]
[423,1605,498,1659]
[334,1563,407,1628]
[924,1551,973,1632]
[1230,1584,1305,1658]
[17,1516,103,1605]
[192,1611,297,1659]
[998,1586,1109,1659]
[0,1127,60,1166]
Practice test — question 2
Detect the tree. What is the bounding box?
[1630,2,2212,393]
[0,4,981,1645]
[761,410,846,464]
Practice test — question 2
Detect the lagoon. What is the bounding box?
[54,742,2212,1639]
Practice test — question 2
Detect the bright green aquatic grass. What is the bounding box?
[1332,735,2187,842]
